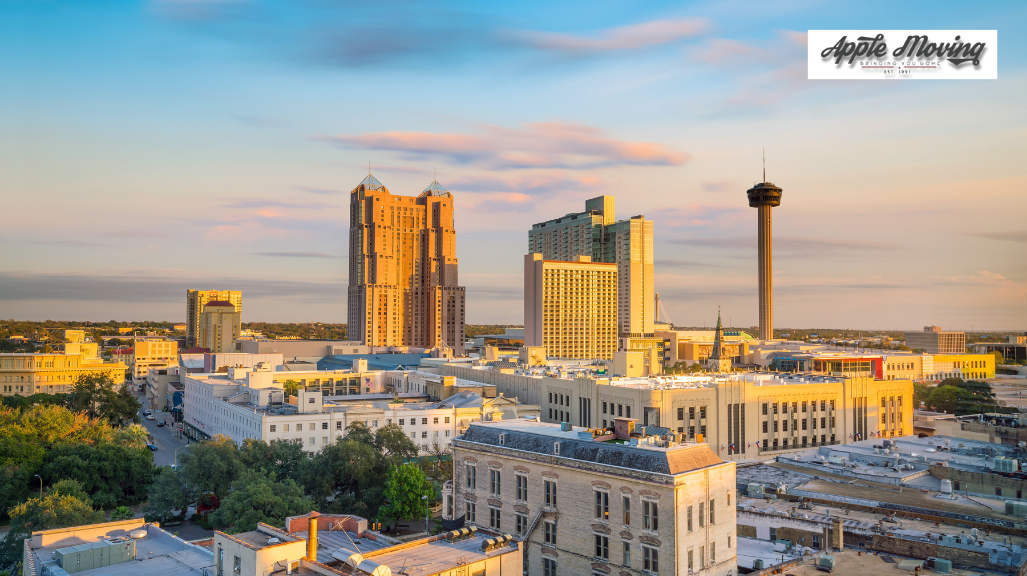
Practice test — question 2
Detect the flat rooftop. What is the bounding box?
[366,533,517,574]
[28,523,214,576]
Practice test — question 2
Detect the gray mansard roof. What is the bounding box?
[458,421,725,476]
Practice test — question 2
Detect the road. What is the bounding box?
[135,388,190,467]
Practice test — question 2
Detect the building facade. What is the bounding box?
[449,420,737,576]
[905,326,966,354]
[186,289,241,348]
[441,364,914,461]
[528,196,654,344]
[524,254,618,360]
[132,338,179,380]
[199,301,242,353]
[347,174,466,354]
[0,352,127,396]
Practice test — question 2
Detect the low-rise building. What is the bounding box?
[447,419,737,576]
[132,338,179,381]
[0,352,128,396]
[906,326,966,354]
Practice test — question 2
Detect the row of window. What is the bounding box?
[762,400,835,415]
[763,417,834,433]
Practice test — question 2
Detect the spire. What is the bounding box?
[711,306,725,360]
[763,148,766,183]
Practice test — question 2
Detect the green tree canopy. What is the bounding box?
[926,385,960,413]
[0,480,104,572]
[955,379,999,415]
[143,467,195,524]
[994,351,1006,366]
[38,442,155,505]
[66,373,140,426]
[209,470,312,533]
[380,463,434,529]
[283,380,303,397]
[178,435,245,504]
[913,383,932,409]
[239,438,308,485]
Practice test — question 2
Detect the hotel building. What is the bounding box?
[185,290,241,348]
[199,301,242,353]
[347,174,466,354]
[524,254,618,360]
[0,352,128,396]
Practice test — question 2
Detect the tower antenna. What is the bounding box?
[763,148,766,182]
[368,159,371,175]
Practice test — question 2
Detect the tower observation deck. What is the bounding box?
[747,180,782,341]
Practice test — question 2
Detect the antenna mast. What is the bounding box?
[763,148,766,182]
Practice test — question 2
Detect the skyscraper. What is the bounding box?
[198,301,240,353]
[528,196,654,343]
[185,290,241,348]
[347,173,465,354]
[747,173,782,341]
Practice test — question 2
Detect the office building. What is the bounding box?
[185,290,241,348]
[199,301,241,353]
[447,419,737,576]
[440,362,913,461]
[524,253,618,360]
[0,352,127,396]
[131,338,179,381]
[746,173,782,341]
[905,326,966,354]
[347,174,466,355]
[528,196,654,344]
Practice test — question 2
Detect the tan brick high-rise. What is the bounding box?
[347,174,465,354]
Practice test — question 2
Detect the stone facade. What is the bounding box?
[449,421,737,576]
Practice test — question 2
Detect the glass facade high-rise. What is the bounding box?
[528,196,654,344]
[347,174,465,354]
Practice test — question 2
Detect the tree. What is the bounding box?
[143,467,195,523]
[955,380,999,415]
[380,464,434,532]
[419,438,452,486]
[239,438,308,485]
[38,442,155,504]
[912,348,927,354]
[926,385,960,413]
[913,383,932,409]
[178,435,244,505]
[0,480,104,572]
[109,506,133,521]
[283,380,303,397]
[66,373,140,426]
[209,470,312,533]
[994,351,1006,366]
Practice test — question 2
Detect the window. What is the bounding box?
[623,495,631,524]
[336,421,342,430]
[688,549,693,571]
[769,527,777,541]
[322,422,328,430]
[543,558,557,576]
[466,464,476,489]
[544,521,557,544]
[812,534,821,549]
[677,407,683,420]
[516,475,527,501]
[433,417,439,424]
[643,500,658,531]
[489,508,501,530]
[284,424,290,432]
[711,542,715,563]
[689,406,695,419]
[763,421,768,433]
[700,546,705,568]
[642,546,658,572]
[465,502,476,523]
[595,490,609,520]
[422,418,428,425]
[594,534,609,559]
[490,470,501,495]
[309,437,315,445]
[233,556,241,575]
[698,502,704,527]
[687,505,693,531]
[762,402,768,415]
[802,419,808,430]
[445,416,450,423]
[709,499,715,524]
[269,424,276,433]
[782,420,788,432]
[296,423,303,431]
[400,419,405,425]
[544,480,557,507]
[516,513,527,534]
[603,401,608,414]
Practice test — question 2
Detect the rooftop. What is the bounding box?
[457,420,727,476]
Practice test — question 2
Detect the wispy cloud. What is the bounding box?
[970,231,1027,244]
[655,259,722,269]
[656,205,747,228]
[701,180,734,193]
[254,252,339,259]
[448,173,603,195]
[223,198,337,211]
[320,122,688,170]
[672,235,896,258]
[505,18,710,54]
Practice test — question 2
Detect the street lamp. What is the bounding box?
[422,495,430,536]
[33,474,42,497]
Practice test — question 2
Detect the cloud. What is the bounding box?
[224,198,337,211]
[505,18,710,54]
[455,192,535,213]
[701,180,734,192]
[297,187,343,196]
[970,231,1027,244]
[254,252,338,259]
[671,235,896,258]
[0,271,343,304]
[101,230,169,238]
[657,205,747,228]
[322,122,688,170]
[447,173,603,195]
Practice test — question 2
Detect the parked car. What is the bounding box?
[143,409,153,416]
[146,415,155,421]
[147,444,158,451]
[157,421,164,427]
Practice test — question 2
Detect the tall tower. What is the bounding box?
[747,162,782,341]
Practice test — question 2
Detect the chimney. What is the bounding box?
[306,512,320,560]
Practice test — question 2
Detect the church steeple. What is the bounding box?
[706,307,732,373]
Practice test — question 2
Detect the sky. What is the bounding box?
[1,0,1026,330]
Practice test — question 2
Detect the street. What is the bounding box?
[135,387,190,467]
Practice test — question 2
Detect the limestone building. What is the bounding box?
[440,363,914,461]
[1,352,127,396]
[347,174,465,354]
[524,253,618,360]
[185,289,241,348]
[528,196,655,345]
[131,338,179,381]
[198,301,241,353]
[447,419,737,576]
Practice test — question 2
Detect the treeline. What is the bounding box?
[146,423,444,534]
[915,377,1011,415]
[241,322,348,340]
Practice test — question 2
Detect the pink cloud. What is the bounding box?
[701,180,733,193]
[322,121,688,170]
[506,18,710,53]
[657,204,748,228]
[447,172,603,194]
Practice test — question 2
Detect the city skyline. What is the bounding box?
[2,1,1025,329]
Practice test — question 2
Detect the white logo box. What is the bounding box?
[808,30,997,79]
